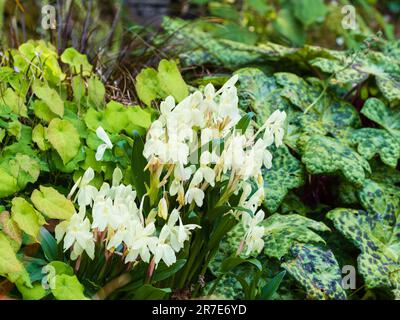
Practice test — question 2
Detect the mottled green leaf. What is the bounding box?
[262,214,329,259]
[282,244,346,300]
[263,145,305,213]
[361,98,400,140]
[350,128,400,168]
[302,135,370,186]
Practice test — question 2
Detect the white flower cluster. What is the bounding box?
[143,75,286,255]
[55,167,199,267]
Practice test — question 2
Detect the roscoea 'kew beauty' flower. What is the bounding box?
[241,210,265,255]
[95,126,113,161]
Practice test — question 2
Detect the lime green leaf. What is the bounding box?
[47,118,81,164]
[0,88,27,117]
[51,274,88,300]
[0,169,18,198]
[263,145,305,213]
[72,75,85,103]
[8,154,40,189]
[157,59,189,102]
[32,100,58,123]
[31,186,75,220]
[16,281,47,300]
[61,48,93,76]
[361,98,400,140]
[87,76,105,108]
[32,124,50,151]
[135,68,165,106]
[262,214,329,259]
[302,135,371,186]
[11,197,45,241]
[32,81,64,118]
[350,128,400,168]
[0,211,22,251]
[0,231,25,275]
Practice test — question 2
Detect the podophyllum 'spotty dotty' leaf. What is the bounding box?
[350,128,400,168]
[32,81,64,118]
[51,274,88,300]
[262,213,329,259]
[361,98,400,140]
[263,145,305,213]
[11,197,45,241]
[235,68,291,123]
[302,135,371,186]
[282,244,346,300]
[31,186,75,220]
[262,214,330,259]
[47,118,81,164]
[328,180,400,294]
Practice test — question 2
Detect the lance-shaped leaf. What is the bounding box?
[282,244,347,300]
[302,135,371,186]
[47,118,81,165]
[327,180,400,295]
[31,186,75,220]
[350,128,400,168]
[262,214,330,259]
[361,98,400,140]
[263,145,305,213]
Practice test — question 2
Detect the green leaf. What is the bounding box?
[328,179,400,295]
[157,59,189,103]
[0,168,18,198]
[0,88,27,117]
[219,256,262,274]
[8,154,40,189]
[282,244,346,300]
[262,214,329,259]
[152,259,186,282]
[0,231,25,276]
[32,100,58,123]
[47,261,74,276]
[32,124,50,151]
[131,135,150,199]
[302,135,371,186]
[361,98,400,140]
[11,197,45,241]
[133,284,171,300]
[39,227,60,262]
[47,118,81,164]
[61,47,93,76]
[273,8,306,46]
[16,281,47,300]
[258,270,286,300]
[293,0,327,26]
[51,274,88,300]
[87,76,105,108]
[235,112,254,133]
[135,68,163,106]
[32,81,64,118]
[350,128,400,168]
[31,186,75,220]
[263,145,305,213]
[72,75,85,103]
[0,211,22,251]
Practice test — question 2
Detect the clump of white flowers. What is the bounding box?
[56,167,199,267]
[143,75,287,256]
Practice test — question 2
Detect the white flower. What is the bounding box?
[158,198,168,220]
[124,222,158,263]
[185,187,204,207]
[153,227,177,267]
[55,213,95,260]
[242,210,265,255]
[68,167,98,208]
[95,126,113,161]
[264,110,286,147]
